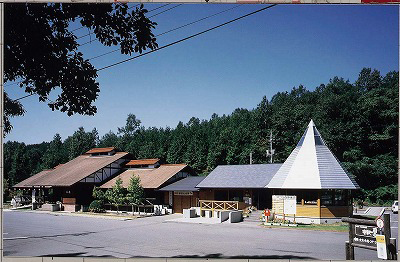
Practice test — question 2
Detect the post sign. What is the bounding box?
[342,214,396,260]
[353,225,378,248]
[284,197,296,215]
[272,195,296,216]
[376,235,388,259]
[174,191,193,196]
[376,218,384,229]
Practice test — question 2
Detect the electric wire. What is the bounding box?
[76,4,171,41]
[79,4,182,46]
[12,4,277,102]
[97,4,277,72]
[5,3,173,89]
[87,5,242,61]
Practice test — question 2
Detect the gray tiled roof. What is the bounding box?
[316,146,359,189]
[158,176,205,191]
[196,164,282,189]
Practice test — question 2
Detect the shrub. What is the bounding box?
[89,200,105,213]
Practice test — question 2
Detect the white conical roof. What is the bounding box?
[267,120,359,189]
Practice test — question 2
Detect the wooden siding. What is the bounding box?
[62,197,76,205]
[173,192,199,213]
[296,205,320,217]
[199,189,214,200]
[320,206,350,218]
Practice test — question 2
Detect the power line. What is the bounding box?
[79,4,181,46]
[71,3,140,33]
[87,5,242,61]
[13,93,34,101]
[11,4,277,102]
[5,3,174,89]
[97,4,277,72]
[75,4,171,41]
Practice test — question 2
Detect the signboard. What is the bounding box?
[174,191,193,196]
[284,197,296,215]
[376,235,388,259]
[243,197,252,205]
[353,225,378,248]
[272,195,296,215]
[169,191,173,206]
[376,218,384,229]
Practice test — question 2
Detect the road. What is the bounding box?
[3,210,398,259]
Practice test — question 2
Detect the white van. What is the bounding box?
[392,201,398,213]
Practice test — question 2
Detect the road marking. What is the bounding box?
[4,236,29,240]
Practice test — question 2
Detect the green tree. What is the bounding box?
[99,131,119,148]
[105,178,126,213]
[41,134,67,169]
[126,175,144,215]
[4,3,158,135]
[64,127,98,159]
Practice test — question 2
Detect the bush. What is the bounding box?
[89,200,105,213]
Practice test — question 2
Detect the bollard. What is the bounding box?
[345,241,354,260]
[389,238,397,260]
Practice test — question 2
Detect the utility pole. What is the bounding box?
[266,130,275,163]
[250,152,253,165]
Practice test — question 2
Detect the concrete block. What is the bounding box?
[183,208,196,218]
[219,211,230,223]
[205,210,212,218]
[229,210,242,223]
[213,210,219,218]
[192,206,200,216]
[63,204,80,212]
[41,203,60,211]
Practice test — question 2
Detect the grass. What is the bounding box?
[295,222,349,232]
[263,222,349,232]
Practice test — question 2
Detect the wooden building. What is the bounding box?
[14,147,130,211]
[266,120,359,224]
[158,176,205,213]
[186,120,359,223]
[100,163,196,206]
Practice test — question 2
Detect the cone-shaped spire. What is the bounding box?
[267,120,359,189]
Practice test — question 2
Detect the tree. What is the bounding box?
[4,3,158,135]
[41,134,67,169]
[105,177,126,213]
[125,175,144,215]
[99,131,119,148]
[64,127,98,159]
[118,114,142,136]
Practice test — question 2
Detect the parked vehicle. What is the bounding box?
[392,201,398,213]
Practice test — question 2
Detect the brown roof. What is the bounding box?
[100,164,188,189]
[13,169,53,188]
[14,152,129,187]
[126,159,160,166]
[85,147,116,154]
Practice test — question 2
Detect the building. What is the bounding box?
[158,176,205,213]
[14,147,130,211]
[100,163,196,207]
[266,120,359,223]
[160,120,359,223]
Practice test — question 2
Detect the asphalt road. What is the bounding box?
[3,210,398,259]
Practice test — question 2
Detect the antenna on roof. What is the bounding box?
[266,130,275,163]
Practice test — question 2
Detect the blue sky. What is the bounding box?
[5,4,399,144]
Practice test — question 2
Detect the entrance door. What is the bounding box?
[173,195,192,213]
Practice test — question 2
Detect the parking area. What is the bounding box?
[4,210,397,259]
